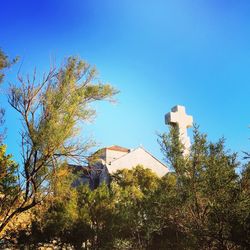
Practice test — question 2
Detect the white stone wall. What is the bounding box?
[107,147,168,177]
[105,149,128,164]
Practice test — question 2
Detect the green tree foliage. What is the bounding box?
[158,126,250,249]
[0,145,19,219]
[16,166,160,249]
[0,49,17,133]
[0,49,11,84]
[0,49,19,240]
[233,163,250,248]
[4,126,250,249]
[111,165,160,249]
[27,165,82,248]
[0,56,117,235]
[25,165,117,249]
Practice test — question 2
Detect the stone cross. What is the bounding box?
[165,105,193,155]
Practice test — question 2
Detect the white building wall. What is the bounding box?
[107,147,168,177]
[105,149,128,164]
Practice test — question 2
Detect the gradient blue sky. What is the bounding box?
[1,0,250,164]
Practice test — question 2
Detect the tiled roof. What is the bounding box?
[106,145,130,153]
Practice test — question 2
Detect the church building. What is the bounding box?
[73,105,193,189]
[73,145,168,189]
[94,145,168,177]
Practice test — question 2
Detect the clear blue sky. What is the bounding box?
[1,0,250,165]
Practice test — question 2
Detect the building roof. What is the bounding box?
[106,145,130,153]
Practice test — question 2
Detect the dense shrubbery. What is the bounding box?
[4,127,249,250]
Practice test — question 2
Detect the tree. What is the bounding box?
[229,163,250,248]
[0,56,117,235]
[0,49,20,240]
[26,167,117,249]
[158,125,248,249]
[0,49,17,137]
[0,145,19,236]
[0,49,12,83]
[111,165,161,249]
[19,165,162,249]
[26,164,83,248]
